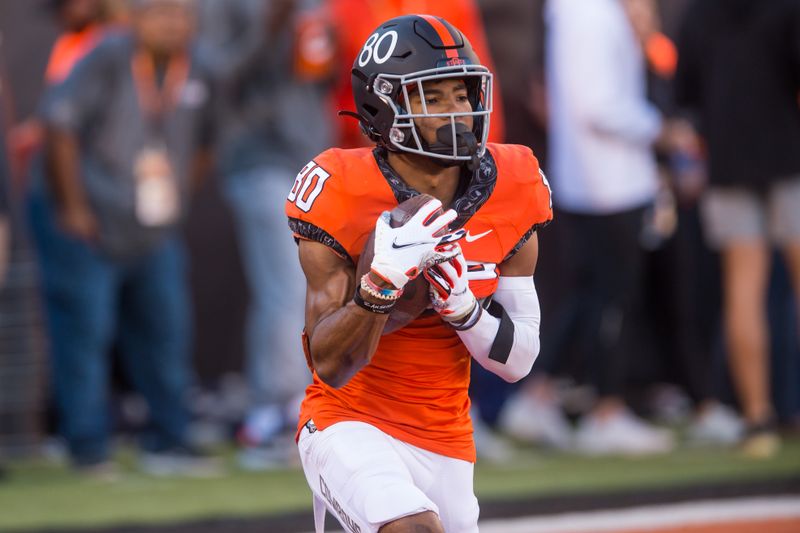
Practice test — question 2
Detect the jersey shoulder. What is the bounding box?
[486,143,553,228]
[285,147,395,262]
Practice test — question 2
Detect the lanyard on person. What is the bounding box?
[131,50,189,137]
[130,50,188,228]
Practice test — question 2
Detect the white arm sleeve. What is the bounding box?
[456,276,541,383]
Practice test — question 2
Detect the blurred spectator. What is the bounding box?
[674,0,800,458]
[0,27,12,339]
[468,0,547,442]
[28,0,217,476]
[7,0,108,186]
[44,0,108,84]
[325,0,505,148]
[195,0,333,469]
[0,43,9,480]
[0,118,9,291]
[478,0,545,150]
[625,3,743,447]
[510,0,691,455]
[102,0,134,25]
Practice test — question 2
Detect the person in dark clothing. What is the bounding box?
[0,111,9,289]
[31,0,218,476]
[195,0,333,468]
[0,42,12,480]
[674,0,800,458]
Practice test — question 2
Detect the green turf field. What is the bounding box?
[1,438,799,531]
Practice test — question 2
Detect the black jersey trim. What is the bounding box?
[503,220,551,262]
[288,217,353,265]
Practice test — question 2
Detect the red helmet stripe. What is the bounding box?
[418,15,459,59]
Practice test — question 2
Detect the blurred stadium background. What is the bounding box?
[1,0,799,531]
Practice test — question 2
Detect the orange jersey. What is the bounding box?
[285,143,552,462]
[326,0,505,147]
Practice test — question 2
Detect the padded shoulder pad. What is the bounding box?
[488,144,553,230]
[480,144,553,263]
[285,148,398,261]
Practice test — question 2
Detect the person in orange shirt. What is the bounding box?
[325,0,505,149]
[286,15,551,533]
[44,0,109,85]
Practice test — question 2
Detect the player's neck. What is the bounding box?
[387,151,461,208]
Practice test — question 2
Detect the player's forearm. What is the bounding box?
[309,297,388,388]
[457,277,541,383]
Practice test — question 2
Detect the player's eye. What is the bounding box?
[425,97,439,105]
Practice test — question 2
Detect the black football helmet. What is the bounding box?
[350,14,493,166]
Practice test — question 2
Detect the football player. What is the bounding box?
[285,15,552,533]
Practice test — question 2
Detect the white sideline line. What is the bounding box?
[478,495,800,533]
[302,495,800,533]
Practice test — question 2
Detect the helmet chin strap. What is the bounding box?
[422,122,480,171]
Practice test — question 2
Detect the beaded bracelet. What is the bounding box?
[360,273,403,301]
[353,287,396,314]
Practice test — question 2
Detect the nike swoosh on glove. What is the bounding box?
[424,247,478,321]
[371,198,465,289]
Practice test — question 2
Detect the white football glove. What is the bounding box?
[424,246,478,321]
[370,198,464,289]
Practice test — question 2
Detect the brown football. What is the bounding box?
[356,194,442,334]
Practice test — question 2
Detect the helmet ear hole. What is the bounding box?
[362,104,380,117]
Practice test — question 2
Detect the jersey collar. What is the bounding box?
[372,147,498,230]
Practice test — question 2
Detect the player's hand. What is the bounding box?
[424,246,478,321]
[370,198,463,289]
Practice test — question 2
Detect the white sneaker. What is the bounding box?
[686,404,744,446]
[498,393,572,450]
[240,404,285,446]
[139,447,224,478]
[472,409,514,463]
[648,384,692,425]
[574,409,675,456]
[237,432,299,471]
